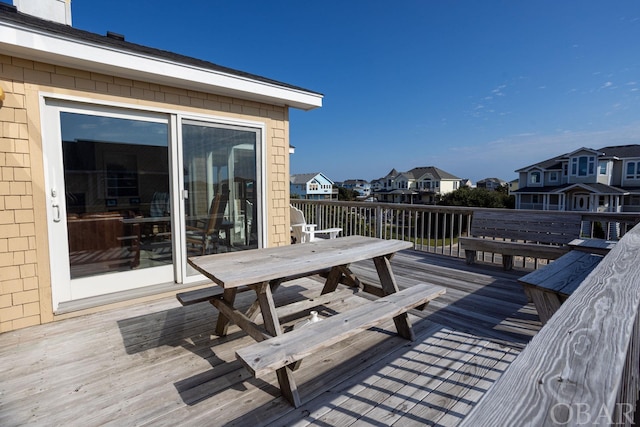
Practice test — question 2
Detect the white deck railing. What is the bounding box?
[292,200,640,268]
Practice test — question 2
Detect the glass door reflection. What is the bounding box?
[182,121,259,276]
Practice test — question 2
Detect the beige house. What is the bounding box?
[0,1,322,332]
[372,166,462,204]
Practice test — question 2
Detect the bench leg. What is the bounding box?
[373,255,415,341]
[214,288,237,336]
[502,255,514,271]
[465,250,476,265]
[526,287,562,326]
[253,282,301,407]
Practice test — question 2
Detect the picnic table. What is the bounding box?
[186,235,445,406]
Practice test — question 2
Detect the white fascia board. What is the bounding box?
[0,22,323,111]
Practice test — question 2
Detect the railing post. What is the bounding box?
[375,205,382,238]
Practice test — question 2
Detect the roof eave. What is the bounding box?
[0,22,323,111]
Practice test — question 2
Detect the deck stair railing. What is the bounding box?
[291,200,640,270]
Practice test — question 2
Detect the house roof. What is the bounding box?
[514,183,628,195]
[0,3,323,110]
[597,144,640,159]
[290,172,333,185]
[374,166,460,182]
[477,177,507,184]
[406,166,460,180]
[516,144,640,172]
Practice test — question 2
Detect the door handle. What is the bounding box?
[52,203,61,223]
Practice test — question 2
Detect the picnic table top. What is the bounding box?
[187,235,412,289]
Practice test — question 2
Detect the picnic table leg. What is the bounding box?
[245,280,281,321]
[373,254,415,341]
[253,282,301,407]
[214,288,237,336]
[320,266,345,294]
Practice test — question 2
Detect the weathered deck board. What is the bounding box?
[0,249,540,427]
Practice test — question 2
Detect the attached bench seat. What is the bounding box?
[176,268,335,307]
[235,283,445,379]
[459,210,582,270]
[177,287,224,306]
[518,250,603,325]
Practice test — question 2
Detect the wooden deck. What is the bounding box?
[0,250,541,426]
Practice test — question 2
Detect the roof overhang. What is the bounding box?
[0,19,323,111]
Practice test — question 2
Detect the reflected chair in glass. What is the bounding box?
[186,189,231,255]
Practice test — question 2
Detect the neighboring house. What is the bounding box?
[476,177,507,191]
[372,166,462,204]
[290,173,337,200]
[508,179,519,194]
[340,179,371,198]
[0,1,322,332]
[513,145,640,213]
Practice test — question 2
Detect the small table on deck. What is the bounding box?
[187,235,422,406]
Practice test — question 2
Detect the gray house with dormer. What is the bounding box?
[513,145,640,213]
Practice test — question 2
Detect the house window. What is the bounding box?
[549,171,558,182]
[571,156,595,176]
[626,161,640,179]
[599,161,607,175]
[530,171,541,184]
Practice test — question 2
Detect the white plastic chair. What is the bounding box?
[290,205,342,243]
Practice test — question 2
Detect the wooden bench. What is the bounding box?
[235,283,445,396]
[459,210,582,270]
[518,250,603,325]
[177,287,224,306]
[176,268,336,307]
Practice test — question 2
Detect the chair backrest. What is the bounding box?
[291,205,315,243]
[205,186,230,234]
[290,205,307,227]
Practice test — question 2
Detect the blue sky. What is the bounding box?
[71,1,640,183]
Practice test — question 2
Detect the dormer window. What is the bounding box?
[530,171,541,184]
[571,156,595,177]
[549,171,558,182]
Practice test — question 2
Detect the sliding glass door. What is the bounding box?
[44,102,174,305]
[181,120,260,277]
[43,100,264,307]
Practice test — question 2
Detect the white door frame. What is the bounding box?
[41,98,175,309]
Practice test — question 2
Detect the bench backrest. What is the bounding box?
[470,210,582,245]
